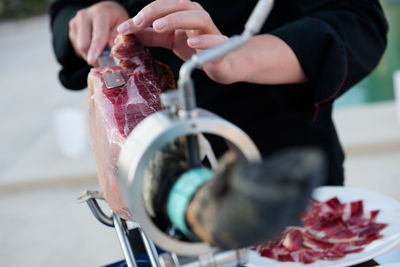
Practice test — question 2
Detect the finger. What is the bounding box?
[187,34,228,50]
[68,19,78,50]
[152,9,218,34]
[73,15,92,60]
[87,15,110,65]
[108,26,119,47]
[133,27,174,49]
[117,0,200,34]
[135,28,195,60]
[172,29,197,60]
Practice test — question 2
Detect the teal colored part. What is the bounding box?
[167,168,214,240]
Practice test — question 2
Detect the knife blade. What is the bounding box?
[98,47,126,89]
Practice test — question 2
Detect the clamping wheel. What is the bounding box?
[117,105,261,256]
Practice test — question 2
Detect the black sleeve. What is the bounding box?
[49,0,144,90]
[270,0,388,106]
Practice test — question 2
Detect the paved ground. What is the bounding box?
[0,15,123,266]
[0,184,123,267]
[0,15,399,267]
[334,102,400,202]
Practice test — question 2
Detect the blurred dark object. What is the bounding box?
[0,0,50,20]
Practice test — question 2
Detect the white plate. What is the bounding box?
[246,186,400,267]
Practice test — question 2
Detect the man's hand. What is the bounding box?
[116,0,234,83]
[117,0,226,60]
[69,1,129,66]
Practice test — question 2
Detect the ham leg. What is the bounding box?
[87,34,175,219]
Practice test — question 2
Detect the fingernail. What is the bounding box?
[153,19,166,31]
[87,49,99,65]
[117,21,131,34]
[87,53,95,65]
[189,37,200,46]
[133,12,144,26]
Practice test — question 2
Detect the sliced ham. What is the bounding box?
[255,197,388,264]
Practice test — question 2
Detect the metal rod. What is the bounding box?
[113,214,138,267]
[178,73,197,112]
[86,199,114,227]
[78,190,114,227]
[171,253,180,267]
[244,0,274,35]
[138,227,162,267]
[187,135,201,168]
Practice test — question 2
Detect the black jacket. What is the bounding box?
[49,0,388,185]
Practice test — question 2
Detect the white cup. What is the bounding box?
[394,70,400,122]
[53,107,87,159]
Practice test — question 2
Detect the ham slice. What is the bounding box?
[254,197,388,264]
[87,34,175,219]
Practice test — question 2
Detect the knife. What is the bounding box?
[98,47,126,89]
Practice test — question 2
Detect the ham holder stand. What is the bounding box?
[78,1,321,266]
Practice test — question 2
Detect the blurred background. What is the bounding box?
[0,0,399,266]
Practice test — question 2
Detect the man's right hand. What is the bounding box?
[68,1,129,66]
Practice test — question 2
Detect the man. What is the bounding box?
[50,0,387,195]
[49,1,388,265]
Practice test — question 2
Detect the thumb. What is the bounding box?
[108,27,119,48]
[87,16,110,65]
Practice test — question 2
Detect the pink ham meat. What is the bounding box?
[254,197,387,264]
[87,34,175,219]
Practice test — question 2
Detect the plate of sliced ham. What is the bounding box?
[247,186,400,266]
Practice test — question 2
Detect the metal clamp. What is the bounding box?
[118,108,261,256]
[78,190,161,267]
